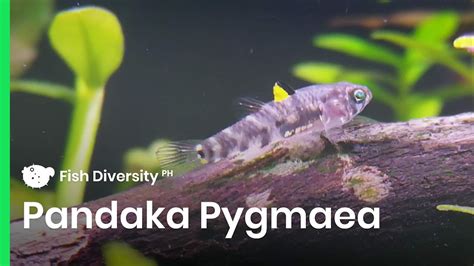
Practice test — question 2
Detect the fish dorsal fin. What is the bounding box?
[273,81,295,102]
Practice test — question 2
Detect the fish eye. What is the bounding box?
[197,150,205,159]
[195,144,205,159]
[353,89,366,103]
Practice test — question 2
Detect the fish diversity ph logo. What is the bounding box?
[22,164,55,189]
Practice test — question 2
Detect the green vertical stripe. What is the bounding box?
[0,0,10,265]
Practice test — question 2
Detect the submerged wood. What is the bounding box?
[10,113,474,265]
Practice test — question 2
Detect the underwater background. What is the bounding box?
[9,1,474,265]
[11,0,473,201]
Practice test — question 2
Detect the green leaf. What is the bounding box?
[372,30,473,83]
[405,95,443,120]
[406,12,459,89]
[373,12,461,91]
[412,11,459,78]
[48,7,124,88]
[103,242,157,266]
[11,0,53,77]
[414,11,459,44]
[10,178,55,220]
[437,204,474,215]
[372,31,444,57]
[293,62,384,84]
[314,33,402,67]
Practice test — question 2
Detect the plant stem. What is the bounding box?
[393,66,410,121]
[56,78,104,207]
[10,80,75,103]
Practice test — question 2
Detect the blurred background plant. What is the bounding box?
[102,241,157,266]
[10,0,53,79]
[10,3,157,264]
[11,2,124,213]
[119,140,194,192]
[437,204,474,216]
[293,11,473,121]
[11,0,55,218]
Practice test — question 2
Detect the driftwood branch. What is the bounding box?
[11,113,474,265]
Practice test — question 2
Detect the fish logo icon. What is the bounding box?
[22,164,55,189]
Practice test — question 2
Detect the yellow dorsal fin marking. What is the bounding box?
[453,35,474,49]
[273,82,290,102]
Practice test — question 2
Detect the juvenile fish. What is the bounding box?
[157,82,372,166]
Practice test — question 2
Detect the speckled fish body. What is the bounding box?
[194,82,372,164]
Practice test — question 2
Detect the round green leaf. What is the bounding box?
[48,7,124,88]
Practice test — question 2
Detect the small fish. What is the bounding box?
[157,82,372,166]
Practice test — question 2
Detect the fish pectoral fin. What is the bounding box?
[347,115,378,126]
[156,140,202,167]
[233,97,266,117]
[273,81,295,102]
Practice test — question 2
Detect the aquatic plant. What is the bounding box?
[293,11,473,121]
[120,140,195,191]
[49,7,124,207]
[11,6,124,207]
[10,0,53,78]
[102,241,157,266]
[436,204,474,216]
[10,5,154,264]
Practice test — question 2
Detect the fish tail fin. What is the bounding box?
[156,140,201,167]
